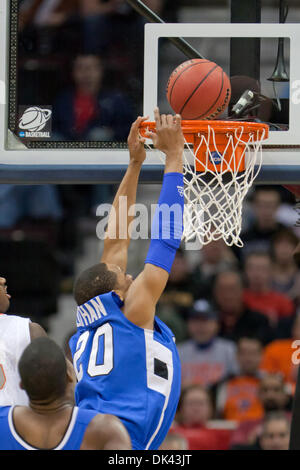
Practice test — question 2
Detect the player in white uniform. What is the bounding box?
[0,277,46,406]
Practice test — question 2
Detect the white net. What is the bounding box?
[145,121,268,248]
[182,123,268,247]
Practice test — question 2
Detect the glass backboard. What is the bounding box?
[1,0,300,183]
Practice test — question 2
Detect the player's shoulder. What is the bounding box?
[83,412,131,450]
[0,314,30,334]
[88,413,122,430]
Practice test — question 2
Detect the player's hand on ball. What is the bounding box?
[145,107,184,158]
[128,116,149,165]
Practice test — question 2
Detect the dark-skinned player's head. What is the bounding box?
[18,337,70,403]
[73,263,133,306]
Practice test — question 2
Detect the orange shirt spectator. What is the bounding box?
[214,337,264,422]
[218,375,264,422]
[261,339,297,391]
[261,348,299,394]
[229,373,292,447]
[261,313,300,393]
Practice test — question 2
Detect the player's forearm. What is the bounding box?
[145,172,184,273]
[164,151,184,174]
[104,160,142,247]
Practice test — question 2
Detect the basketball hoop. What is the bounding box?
[140,120,269,248]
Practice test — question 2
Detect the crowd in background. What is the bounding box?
[2,0,299,451]
[159,185,300,450]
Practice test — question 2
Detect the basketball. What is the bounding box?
[166,59,231,120]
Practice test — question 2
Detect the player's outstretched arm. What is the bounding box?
[101,116,148,271]
[81,413,132,450]
[124,108,185,329]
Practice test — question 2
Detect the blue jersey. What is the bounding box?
[0,406,98,450]
[69,291,181,450]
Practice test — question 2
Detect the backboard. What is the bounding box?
[1,0,300,184]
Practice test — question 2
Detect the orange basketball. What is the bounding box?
[166,59,231,120]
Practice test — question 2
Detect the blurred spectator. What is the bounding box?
[213,270,273,345]
[78,0,144,56]
[18,0,82,62]
[259,412,290,451]
[261,313,300,393]
[0,185,62,230]
[19,0,79,31]
[175,385,214,428]
[52,54,135,141]
[230,373,292,447]
[190,239,238,300]
[259,373,292,414]
[237,187,286,262]
[159,249,194,311]
[213,337,264,422]
[243,251,295,326]
[231,411,291,451]
[172,385,232,450]
[271,228,300,305]
[159,432,188,451]
[177,299,238,388]
[78,1,178,55]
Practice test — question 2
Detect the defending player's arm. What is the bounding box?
[124,108,185,329]
[29,322,47,340]
[101,116,148,271]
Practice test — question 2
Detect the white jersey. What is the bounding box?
[0,314,31,406]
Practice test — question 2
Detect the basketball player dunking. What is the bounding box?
[69,108,185,450]
[0,277,47,407]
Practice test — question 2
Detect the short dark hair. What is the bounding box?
[237,336,263,350]
[261,411,291,434]
[244,250,273,264]
[213,268,244,287]
[73,263,117,306]
[18,338,67,402]
[253,185,281,200]
[177,384,212,413]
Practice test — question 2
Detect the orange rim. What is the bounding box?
[139,119,269,139]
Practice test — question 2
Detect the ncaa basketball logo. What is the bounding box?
[18,106,52,139]
[209,152,222,165]
[209,151,222,165]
